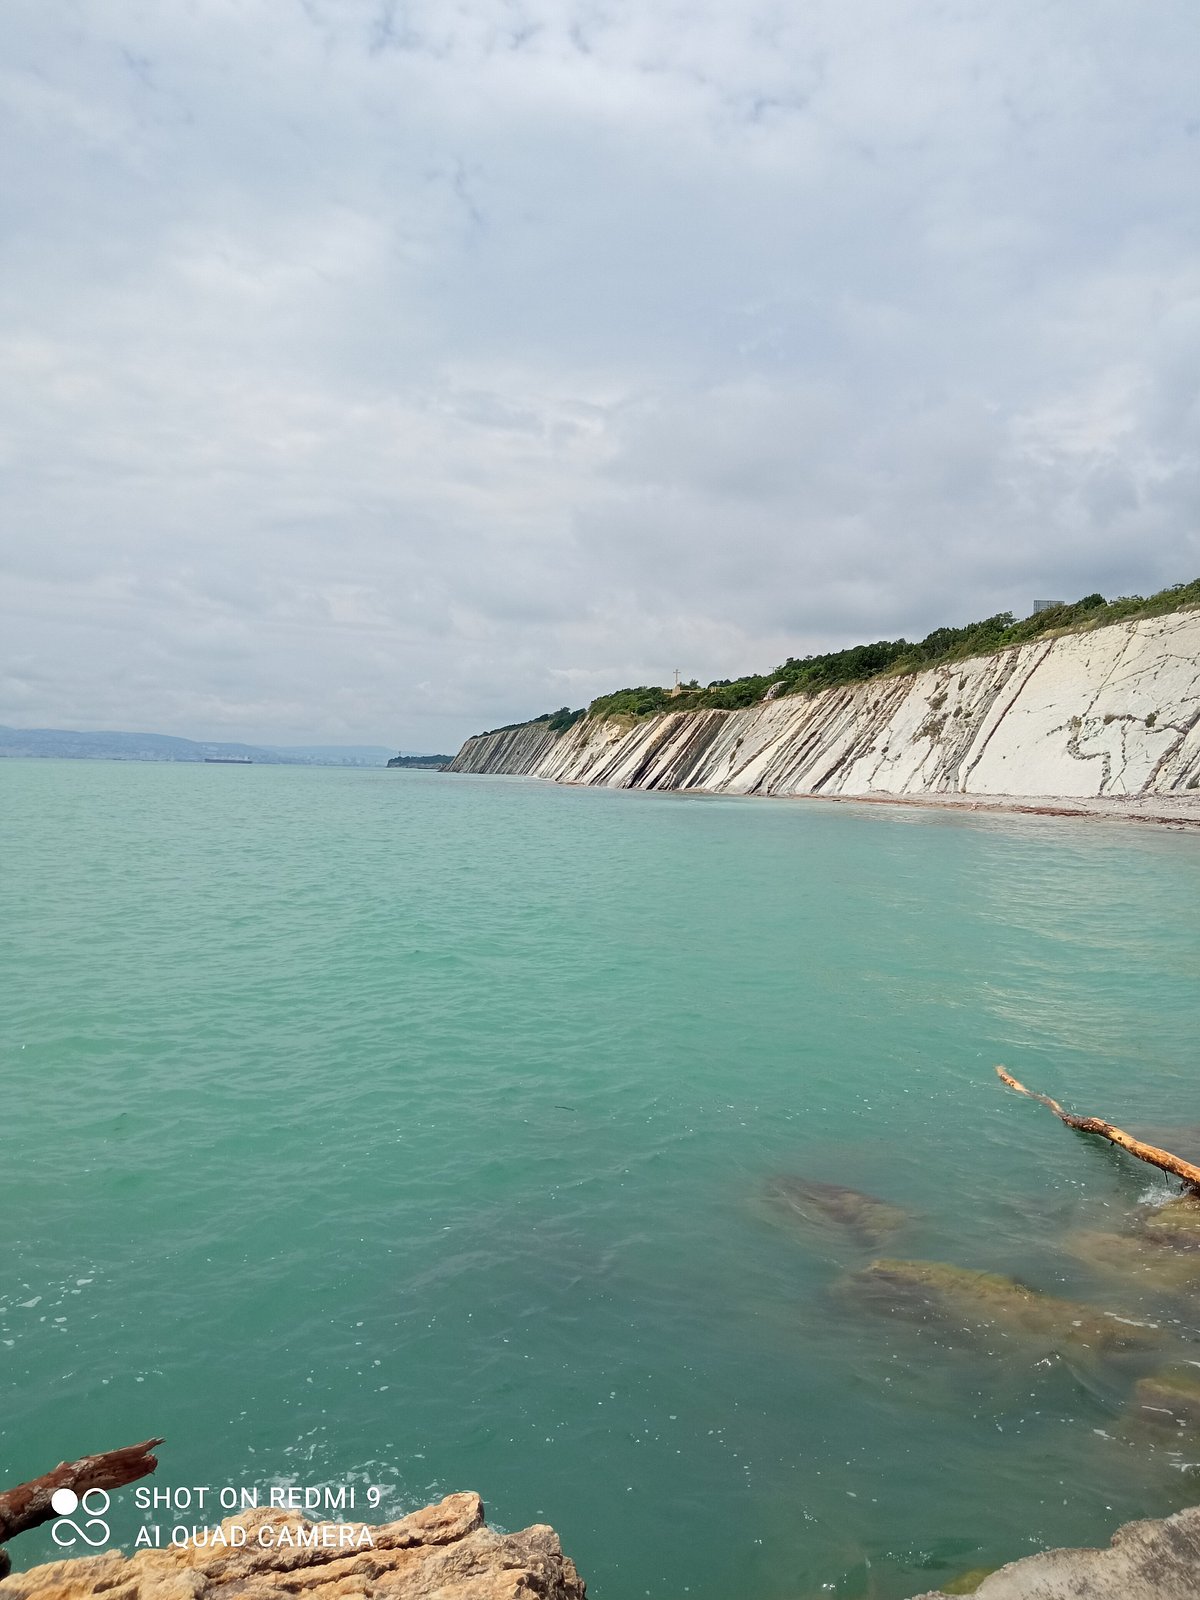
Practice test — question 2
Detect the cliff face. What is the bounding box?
[450,612,1200,801]
[0,1494,585,1600]
[448,721,566,776]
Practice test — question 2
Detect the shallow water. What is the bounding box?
[3,760,1199,1597]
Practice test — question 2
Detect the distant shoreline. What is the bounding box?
[0,725,405,767]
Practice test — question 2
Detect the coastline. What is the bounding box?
[549,774,1200,829]
[450,613,1200,809]
[799,789,1200,829]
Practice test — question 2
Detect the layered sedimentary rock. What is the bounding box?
[0,1494,585,1600]
[448,721,566,776]
[449,612,1200,800]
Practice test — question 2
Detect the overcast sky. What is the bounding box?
[2,0,1198,750]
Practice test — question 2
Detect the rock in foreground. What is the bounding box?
[910,1502,1200,1598]
[0,1493,586,1600]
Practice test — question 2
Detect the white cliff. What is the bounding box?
[448,612,1200,811]
[446,719,566,776]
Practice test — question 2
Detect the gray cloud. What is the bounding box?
[1,0,1197,747]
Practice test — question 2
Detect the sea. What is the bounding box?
[3,759,1199,1597]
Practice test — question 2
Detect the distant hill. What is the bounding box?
[0,726,397,766]
[386,753,454,769]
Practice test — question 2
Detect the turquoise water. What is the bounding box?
[3,760,1199,1597]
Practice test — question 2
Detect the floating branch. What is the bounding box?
[0,1438,164,1550]
[996,1066,1200,1194]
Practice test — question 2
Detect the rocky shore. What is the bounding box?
[4,1489,1200,1598]
[0,1494,585,1600]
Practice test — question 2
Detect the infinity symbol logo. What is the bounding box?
[50,1487,111,1548]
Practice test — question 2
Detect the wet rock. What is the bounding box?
[909,1502,1200,1598]
[1137,1195,1200,1249]
[0,1494,587,1600]
[841,1259,1162,1353]
[1132,1366,1200,1431]
[765,1177,907,1246]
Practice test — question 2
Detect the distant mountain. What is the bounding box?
[0,726,397,766]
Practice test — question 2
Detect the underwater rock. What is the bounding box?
[1065,1229,1200,1291]
[909,1502,1200,1598]
[1132,1366,1200,1431]
[1137,1195,1200,1249]
[939,1570,995,1595]
[765,1177,907,1246]
[842,1259,1163,1353]
[0,1494,586,1600]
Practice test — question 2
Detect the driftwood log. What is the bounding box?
[996,1067,1200,1194]
[0,1438,164,1573]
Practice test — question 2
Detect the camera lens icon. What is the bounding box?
[51,1487,111,1548]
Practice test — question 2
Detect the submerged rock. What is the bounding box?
[765,1177,907,1246]
[1138,1194,1200,1249]
[0,1494,586,1600]
[910,1503,1200,1599]
[1133,1366,1200,1431]
[842,1259,1162,1353]
[939,1570,995,1595]
[1065,1228,1200,1292]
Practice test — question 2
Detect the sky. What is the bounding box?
[2,0,1198,751]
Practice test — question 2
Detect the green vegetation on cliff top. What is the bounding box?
[586,579,1200,721]
[478,706,587,738]
[474,580,1199,739]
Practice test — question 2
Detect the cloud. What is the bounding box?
[0,0,1197,746]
